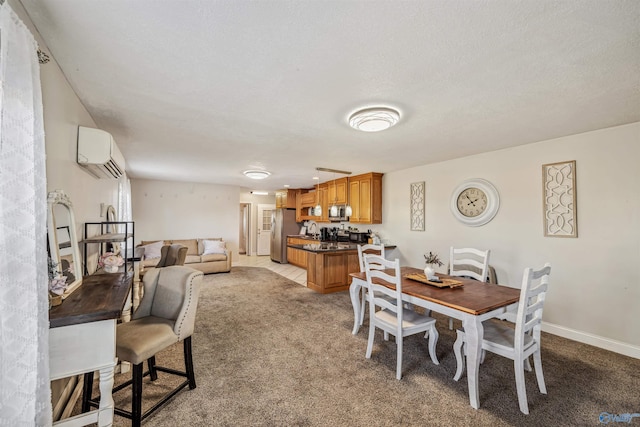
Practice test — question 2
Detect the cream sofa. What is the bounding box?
[138,238,231,274]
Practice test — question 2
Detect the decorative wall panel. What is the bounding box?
[543,160,577,237]
[410,182,425,231]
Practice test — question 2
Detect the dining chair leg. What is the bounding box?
[514,358,529,415]
[365,322,375,359]
[427,325,439,365]
[148,356,157,381]
[184,337,197,389]
[524,356,532,372]
[395,334,403,380]
[448,317,454,330]
[81,371,94,413]
[533,349,547,394]
[359,287,367,326]
[131,362,144,427]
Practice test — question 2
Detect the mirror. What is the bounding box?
[105,204,120,254]
[47,190,82,298]
[106,205,117,223]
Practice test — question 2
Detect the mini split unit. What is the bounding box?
[76,126,125,179]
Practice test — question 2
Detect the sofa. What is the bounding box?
[138,238,231,274]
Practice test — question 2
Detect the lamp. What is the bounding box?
[243,170,271,180]
[349,107,400,132]
[313,176,321,217]
[329,173,338,217]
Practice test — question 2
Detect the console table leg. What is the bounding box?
[97,361,116,427]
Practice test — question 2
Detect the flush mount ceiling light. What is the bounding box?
[243,170,271,180]
[349,107,400,132]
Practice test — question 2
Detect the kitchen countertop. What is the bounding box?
[288,241,397,253]
[288,242,358,252]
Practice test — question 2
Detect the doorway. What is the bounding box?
[239,203,250,255]
[256,204,275,256]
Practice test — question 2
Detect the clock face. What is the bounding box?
[456,187,488,218]
[450,179,500,226]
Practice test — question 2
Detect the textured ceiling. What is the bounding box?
[21,0,640,191]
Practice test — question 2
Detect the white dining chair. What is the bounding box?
[364,254,439,380]
[353,243,386,334]
[452,263,551,414]
[448,247,491,329]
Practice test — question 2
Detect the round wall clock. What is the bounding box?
[450,178,500,226]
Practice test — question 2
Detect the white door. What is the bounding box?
[257,204,275,255]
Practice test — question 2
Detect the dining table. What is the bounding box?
[349,266,521,410]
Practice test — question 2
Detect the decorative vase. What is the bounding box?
[424,265,437,281]
[104,265,119,273]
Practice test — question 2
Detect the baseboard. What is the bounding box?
[542,321,640,359]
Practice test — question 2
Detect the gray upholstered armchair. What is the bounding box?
[83,265,203,427]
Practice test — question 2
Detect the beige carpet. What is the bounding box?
[79,267,640,426]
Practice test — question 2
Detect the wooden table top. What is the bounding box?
[350,266,520,316]
[49,272,132,328]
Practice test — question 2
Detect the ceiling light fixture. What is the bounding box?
[251,191,269,195]
[243,170,271,180]
[349,106,400,132]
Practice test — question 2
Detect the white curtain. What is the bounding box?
[0,3,51,426]
[118,175,132,256]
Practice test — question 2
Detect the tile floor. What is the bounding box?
[233,254,307,287]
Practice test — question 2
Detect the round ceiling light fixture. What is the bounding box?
[349,106,400,132]
[243,170,271,180]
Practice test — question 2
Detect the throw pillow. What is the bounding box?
[141,240,164,260]
[202,239,226,255]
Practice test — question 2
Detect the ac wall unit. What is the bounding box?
[77,126,125,179]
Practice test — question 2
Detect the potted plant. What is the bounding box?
[423,251,444,281]
[99,252,124,273]
[48,257,67,306]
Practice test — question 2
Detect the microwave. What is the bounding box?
[328,205,349,222]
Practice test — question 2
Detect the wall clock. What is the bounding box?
[450,178,500,226]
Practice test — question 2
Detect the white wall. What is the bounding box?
[379,122,639,354]
[9,0,121,241]
[9,0,123,409]
[131,179,241,257]
[239,191,277,255]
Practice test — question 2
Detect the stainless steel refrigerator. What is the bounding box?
[270,208,299,263]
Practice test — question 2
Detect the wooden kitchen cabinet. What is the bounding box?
[275,191,286,209]
[327,177,348,205]
[286,237,309,268]
[318,183,329,222]
[296,189,318,222]
[306,250,360,294]
[276,189,297,209]
[348,172,383,224]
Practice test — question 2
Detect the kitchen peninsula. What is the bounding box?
[287,238,396,294]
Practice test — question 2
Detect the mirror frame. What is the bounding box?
[47,190,83,298]
[106,205,117,223]
[105,204,120,254]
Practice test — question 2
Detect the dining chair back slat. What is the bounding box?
[449,247,490,282]
[352,244,387,335]
[453,263,551,414]
[364,255,439,380]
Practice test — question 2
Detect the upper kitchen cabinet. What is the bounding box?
[318,183,329,223]
[275,189,297,209]
[327,177,348,205]
[348,172,383,224]
[296,189,318,222]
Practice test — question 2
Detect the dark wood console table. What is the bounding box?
[49,272,132,427]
